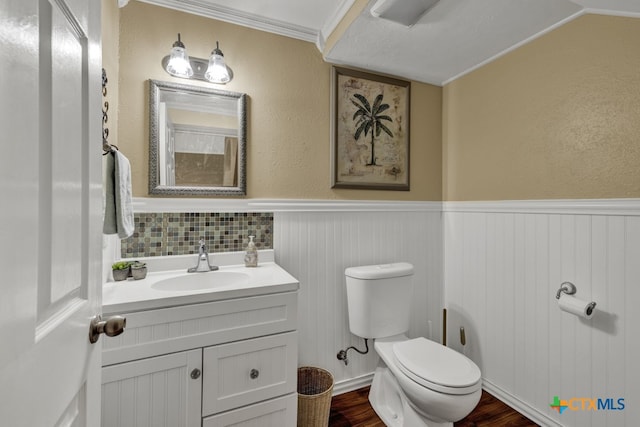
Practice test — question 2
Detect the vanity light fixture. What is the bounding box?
[162,34,234,84]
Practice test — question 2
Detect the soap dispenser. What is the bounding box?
[244,235,258,267]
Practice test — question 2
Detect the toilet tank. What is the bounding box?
[345,262,414,339]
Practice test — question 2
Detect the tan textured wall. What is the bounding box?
[444,14,640,201]
[119,1,442,200]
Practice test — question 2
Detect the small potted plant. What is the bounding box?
[130,261,147,280]
[111,261,131,282]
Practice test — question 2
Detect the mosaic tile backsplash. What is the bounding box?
[121,212,273,258]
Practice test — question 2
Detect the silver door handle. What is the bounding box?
[89,315,126,344]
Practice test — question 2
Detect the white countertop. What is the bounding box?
[102,250,299,314]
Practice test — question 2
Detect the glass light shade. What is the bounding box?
[166,46,193,78]
[204,44,230,83]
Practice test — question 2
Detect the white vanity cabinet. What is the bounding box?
[100,291,298,427]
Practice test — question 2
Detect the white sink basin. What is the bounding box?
[103,255,301,313]
[151,271,250,291]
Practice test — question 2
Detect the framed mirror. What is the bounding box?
[149,79,247,196]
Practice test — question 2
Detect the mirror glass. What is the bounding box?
[149,79,246,196]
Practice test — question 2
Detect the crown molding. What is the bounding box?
[139,0,317,43]
[317,0,356,51]
[442,9,585,86]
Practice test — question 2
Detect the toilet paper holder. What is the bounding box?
[555,281,597,318]
[555,281,577,299]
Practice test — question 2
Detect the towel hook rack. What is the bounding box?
[102,68,117,155]
[556,281,577,299]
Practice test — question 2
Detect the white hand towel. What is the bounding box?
[103,152,117,235]
[103,150,134,239]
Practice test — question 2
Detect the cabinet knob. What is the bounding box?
[190,368,201,380]
[250,369,259,379]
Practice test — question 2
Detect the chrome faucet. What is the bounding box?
[188,239,219,273]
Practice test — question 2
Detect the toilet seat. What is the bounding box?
[392,337,481,395]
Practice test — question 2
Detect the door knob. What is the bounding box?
[89,315,126,344]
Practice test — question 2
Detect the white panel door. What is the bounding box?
[0,0,103,425]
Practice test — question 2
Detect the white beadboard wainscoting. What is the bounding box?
[121,197,640,427]
[273,205,443,394]
[443,200,640,427]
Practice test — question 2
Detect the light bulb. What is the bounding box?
[205,42,231,84]
[165,34,193,78]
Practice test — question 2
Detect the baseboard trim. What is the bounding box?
[482,379,562,427]
[332,373,374,396]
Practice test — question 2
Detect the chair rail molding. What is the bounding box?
[132,197,442,213]
[444,198,640,216]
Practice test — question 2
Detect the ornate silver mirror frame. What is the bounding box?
[149,79,247,196]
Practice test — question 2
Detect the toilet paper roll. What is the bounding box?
[558,293,596,319]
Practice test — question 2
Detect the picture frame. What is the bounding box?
[331,66,410,190]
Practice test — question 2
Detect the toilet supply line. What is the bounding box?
[336,339,369,366]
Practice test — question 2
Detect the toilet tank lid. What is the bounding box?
[345,262,414,280]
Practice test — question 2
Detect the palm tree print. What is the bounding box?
[351,93,394,166]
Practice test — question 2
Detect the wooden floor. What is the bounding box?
[328,387,538,427]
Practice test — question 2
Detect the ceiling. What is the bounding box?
[138,0,640,86]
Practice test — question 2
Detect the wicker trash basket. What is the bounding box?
[297,366,334,427]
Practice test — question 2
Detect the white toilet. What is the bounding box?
[345,262,482,427]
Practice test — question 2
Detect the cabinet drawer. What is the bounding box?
[103,292,297,366]
[202,393,297,427]
[202,332,297,416]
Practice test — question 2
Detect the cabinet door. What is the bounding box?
[101,349,202,427]
[202,393,297,427]
[203,332,298,416]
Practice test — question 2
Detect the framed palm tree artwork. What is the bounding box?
[331,66,410,190]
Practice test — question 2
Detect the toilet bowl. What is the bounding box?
[371,335,481,426]
[345,263,482,427]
